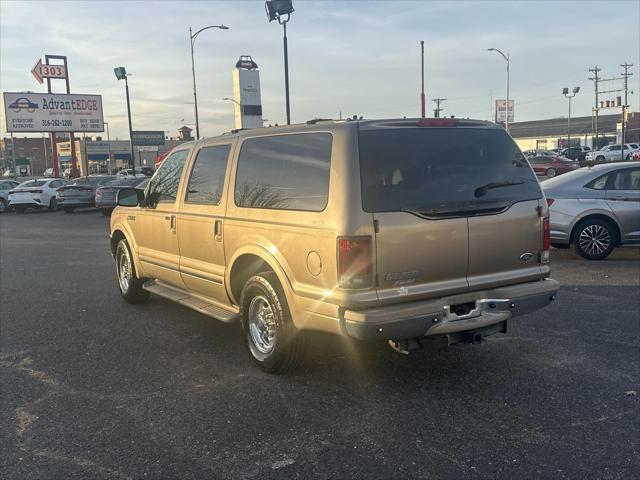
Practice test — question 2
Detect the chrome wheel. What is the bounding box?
[117,245,132,293]
[248,295,277,355]
[579,224,611,256]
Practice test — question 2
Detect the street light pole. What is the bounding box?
[266,1,294,125]
[563,87,580,153]
[124,76,135,176]
[104,122,112,174]
[488,48,510,132]
[189,24,230,140]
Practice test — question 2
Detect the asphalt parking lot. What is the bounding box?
[1,210,639,480]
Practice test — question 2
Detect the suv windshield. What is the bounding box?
[359,127,541,215]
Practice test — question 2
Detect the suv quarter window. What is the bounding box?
[185,144,231,205]
[234,133,333,212]
[146,149,190,207]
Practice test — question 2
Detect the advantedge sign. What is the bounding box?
[2,92,104,133]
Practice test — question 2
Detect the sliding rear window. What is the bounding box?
[359,127,541,213]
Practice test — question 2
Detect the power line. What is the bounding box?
[432,98,447,118]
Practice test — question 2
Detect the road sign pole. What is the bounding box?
[44,56,59,178]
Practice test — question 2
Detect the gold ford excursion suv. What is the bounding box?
[110,118,559,372]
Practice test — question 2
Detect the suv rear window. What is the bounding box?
[359,127,541,215]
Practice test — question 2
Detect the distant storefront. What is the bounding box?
[509,113,622,151]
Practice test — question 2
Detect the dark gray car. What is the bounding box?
[542,162,640,260]
[95,176,148,216]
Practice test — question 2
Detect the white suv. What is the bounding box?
[586,144,634,163]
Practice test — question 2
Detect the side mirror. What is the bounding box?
[116,188,144,207]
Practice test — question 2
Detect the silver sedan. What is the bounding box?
[542,162,640,260]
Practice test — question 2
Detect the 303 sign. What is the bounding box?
[31,58,67,84]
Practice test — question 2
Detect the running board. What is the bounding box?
[143,280,239,323]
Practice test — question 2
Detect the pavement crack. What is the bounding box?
[29,448,134,480]
[15,407,38,443]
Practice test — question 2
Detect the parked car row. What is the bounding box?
[2,175,148,215]
[585,143,640,163]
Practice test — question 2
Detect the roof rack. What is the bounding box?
[306,118,334,125]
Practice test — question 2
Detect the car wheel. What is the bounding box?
[62,207,74,213]
[115,239,150,304]
[48,197,57,211]
[573,218,616,260]
[546,168,557,178]
[595,155,605,163]
[0,198,6,213]
[240,271,304,373]
[14,206,26,214]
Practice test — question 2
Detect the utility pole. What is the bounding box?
[588,66,601,150]
[420,41,426,119]
[620,62,633,154]
[432,98,447,118]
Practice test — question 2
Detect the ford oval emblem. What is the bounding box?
[520,252,534,262]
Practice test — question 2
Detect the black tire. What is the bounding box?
[100,208,113,217]
[14,206,26,214]
[573,218,617,260]
[48,197,57,211]
[62,207,74,213]
[551,243,570,249]
[240,271,304,373]
[546,168,557,178]
[595,155,605,163]
[115,239,150,304]
[0,198,6,213]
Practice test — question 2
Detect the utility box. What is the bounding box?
[232,56,263,129]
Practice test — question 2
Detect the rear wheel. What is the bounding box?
[115,239,149,304]
[62,207,74,213]
[546,168,557,178]
[240,272,304,373]
[595,155,605,163]
[48,197,57,211]
[0,198,6,213]
[573,218,616,260]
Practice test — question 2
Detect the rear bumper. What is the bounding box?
[57,197,94,207]
[342,278,559,341]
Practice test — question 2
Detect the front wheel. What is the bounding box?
[595,155,605,163]
[546,168,557,178]
[0,198,7,213]
[115,239,150,304]
[574,218,616,260]
[240,272,304,373]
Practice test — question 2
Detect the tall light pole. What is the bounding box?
[103,122,113,174]
[488,48,510,132]
[114,67,136,176]
[189,24,229,140]
[563,86,580,152]
[266,0,294,125]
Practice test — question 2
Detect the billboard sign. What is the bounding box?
[131,130,165,146]
[3,92,104,133]
[495,99,514,123]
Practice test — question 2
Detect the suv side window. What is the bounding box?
[147,150,189,207]
[185,145,231,205]
[235,133,332,211]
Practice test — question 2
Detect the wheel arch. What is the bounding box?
[110,225,144,275]
[570,213,622,246]
[226,246,295,310]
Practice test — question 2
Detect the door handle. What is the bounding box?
[170,215,176,233]
[214,220,223,242]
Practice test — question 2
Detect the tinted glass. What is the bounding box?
[606,167,640,191]
[106,177,148,187]
[585,174,607,190]
[18,180,46,188]
[359,127,541,214]
[235,133,332,211]
[186,145,231,204]
[147,150,189,206]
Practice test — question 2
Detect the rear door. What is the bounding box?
[604,166,640,244]
[358,122,544,303]
[177,141,235,304]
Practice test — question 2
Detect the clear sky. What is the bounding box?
[1,0,639,139]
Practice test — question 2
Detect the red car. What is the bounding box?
[528,155,579,178]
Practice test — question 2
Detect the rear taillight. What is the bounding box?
[543,218,551,252]
[338,236,372,289]
[546,198,555,207]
